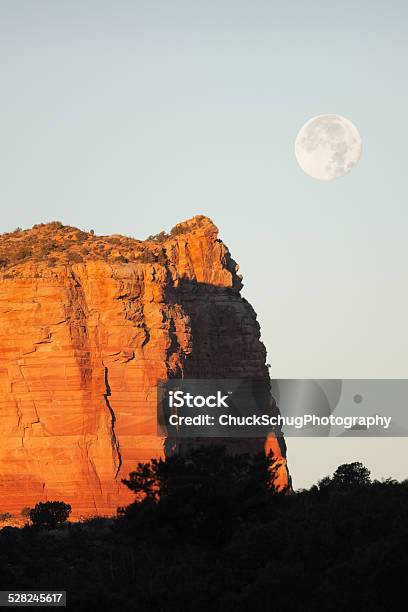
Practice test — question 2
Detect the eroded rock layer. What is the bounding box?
[0,216,289,518]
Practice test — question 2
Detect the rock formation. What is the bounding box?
[0,216,289,519]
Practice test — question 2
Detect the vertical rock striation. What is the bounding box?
[0,216,289,518]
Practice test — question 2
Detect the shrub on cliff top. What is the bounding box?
[170,215,207,237]
[146,230,169,243]
[47,221,64,229]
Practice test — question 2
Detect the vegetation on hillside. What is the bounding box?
[0,221,171,272]
[0,447,406,611]
[146,215,209,242]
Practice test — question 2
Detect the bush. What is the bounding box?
[47,221,64,229]
[169,224,186,236]
[0,512,12,522]
[29,501,71,528]
[146,231,168,243]
[73,231,88,242]
[134,250,158,264]
[121,446,286,543]
[14,248,32,261]
[170,216,206,237]
[0,459,407,611]
[20,507,31,519]
[67,252,83,264]
[318,462,371,491]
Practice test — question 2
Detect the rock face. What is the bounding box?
[0,216,289,518]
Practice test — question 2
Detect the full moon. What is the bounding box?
[295,114,362,181]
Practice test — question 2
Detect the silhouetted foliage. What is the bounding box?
[0,453,407,611]
[29,501,71,528]
[121,446,285,543]
[318,461,371,491]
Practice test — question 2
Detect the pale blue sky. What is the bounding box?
[1,1,407,486]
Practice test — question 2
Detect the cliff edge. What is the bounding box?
[0,216,289,518]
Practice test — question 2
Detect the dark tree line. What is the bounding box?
[0,447,407,611]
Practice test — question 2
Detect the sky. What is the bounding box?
[1,0,407,488]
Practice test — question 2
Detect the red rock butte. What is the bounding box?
[0,216,290,519]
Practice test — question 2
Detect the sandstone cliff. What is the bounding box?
[0,216,289,518]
